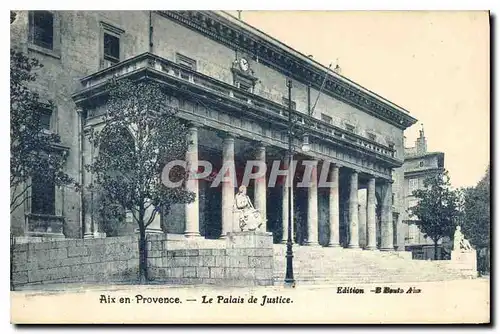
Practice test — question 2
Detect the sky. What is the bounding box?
[228,10,490,189]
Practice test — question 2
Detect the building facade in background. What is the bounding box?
[402,127,446,259]
[10,11,418,251]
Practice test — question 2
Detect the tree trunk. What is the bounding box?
[138,222,149,284]
[434,240,439,261]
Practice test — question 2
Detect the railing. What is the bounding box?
[79,53,397,160]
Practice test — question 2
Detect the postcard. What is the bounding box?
[10,9,490,324]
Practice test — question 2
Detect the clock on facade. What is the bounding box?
[239,58,249,72]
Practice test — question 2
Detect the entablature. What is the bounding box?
[73,52,402,178]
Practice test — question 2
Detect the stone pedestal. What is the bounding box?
[225,231,274,286]
[451,250,478,278]
[226,231,273,249]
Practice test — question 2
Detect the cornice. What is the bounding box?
[72,52,403,171]
[156,10,418,130]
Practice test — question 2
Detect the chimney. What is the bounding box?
[416,124,427,154]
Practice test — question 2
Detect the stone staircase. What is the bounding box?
[273,244,472,285]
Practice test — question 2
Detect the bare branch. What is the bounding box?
[10,184,31,214]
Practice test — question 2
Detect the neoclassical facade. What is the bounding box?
[11,11,417,251]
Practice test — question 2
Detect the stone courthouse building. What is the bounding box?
[10,10,418,252]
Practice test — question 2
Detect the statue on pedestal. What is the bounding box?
[453,225,473,251]
[234,185,263,232]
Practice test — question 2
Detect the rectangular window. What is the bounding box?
[104,33,120,63]
[321,113,333,124]
[408,198,418,219]
[176,53,197,71]
[408,223,419,242]
[39,110,52,131]
[408,178,419,195]
[29,11,54,50]
[282,97,296,110]
[100,22,124,69]
[31,171,55,215]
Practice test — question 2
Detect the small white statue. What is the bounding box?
[453,225,473,251]
[234,185,264,232]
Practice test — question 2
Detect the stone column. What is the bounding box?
[305,163,319,246]
[366,177,377,250]
[220,134,235,239]
[327,164,340,247]
[348,170,360,248]
[82,130,95,239]
[358,198,367,248]
[281,154,293,243]
[380,180,394,251]
[184,124,200,237]
[254,144,267,232]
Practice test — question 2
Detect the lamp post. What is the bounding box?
[284,79,310,287]
[284,79,295,286]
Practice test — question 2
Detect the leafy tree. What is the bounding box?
[460,165,490,273]
[86,79,195,283]
[409,169,460,260]
[460,165,490,248]
[10,49,77,214]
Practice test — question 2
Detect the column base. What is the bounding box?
[326,242,341,248]
[304,241,319,246]
[364,246,378,251]
[184,232,201,238]
[379,247,395,252]
[83,232,94,239]
[347,244,361,249]
[135,228,163,234]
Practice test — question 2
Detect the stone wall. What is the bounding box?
[11,235,143,287]
[149,232,274,286]
[11,232,274,288]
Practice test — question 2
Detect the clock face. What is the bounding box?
[239,58,249,71]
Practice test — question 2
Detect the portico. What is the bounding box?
[154,119,397,252]
[72,50,416,252]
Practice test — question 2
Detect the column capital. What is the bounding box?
[186,120,204,129]
[253,141,267,149]
[376,176,393,184]
[349,168,360,175]
[217,131,238,141]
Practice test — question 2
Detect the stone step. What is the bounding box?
[271,246,469,285]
